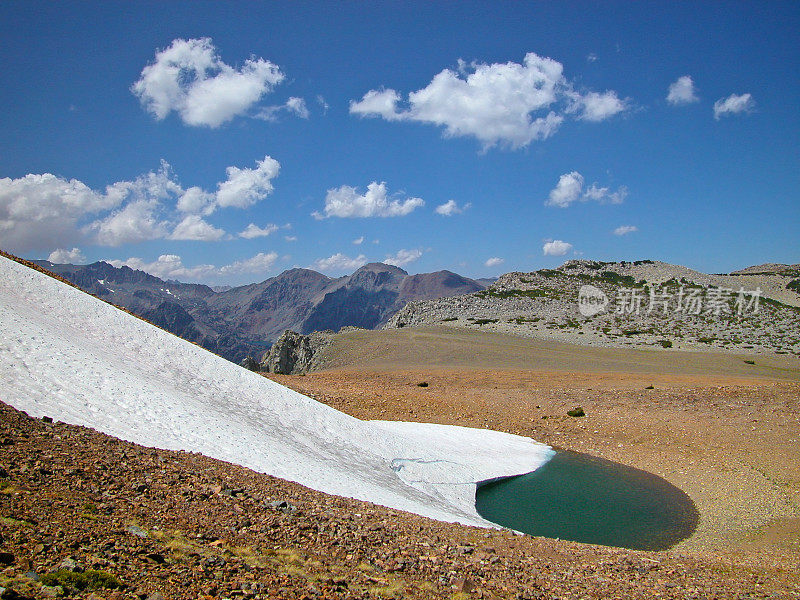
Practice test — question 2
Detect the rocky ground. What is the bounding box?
[386,260,800,357]
[1,400,799,600]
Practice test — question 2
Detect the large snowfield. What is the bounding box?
[0,256,553,527]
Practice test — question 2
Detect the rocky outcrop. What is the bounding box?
[239,356,260,371]
[259,330,334,374]
[385,260,800,356]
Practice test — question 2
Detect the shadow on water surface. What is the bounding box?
[475,450,699,551]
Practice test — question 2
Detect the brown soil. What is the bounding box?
[1,324,799,598]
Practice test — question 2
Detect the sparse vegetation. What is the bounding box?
[537,269,560,277]
[622,328,654,336]
[659,339,673,348]
[567,407,585,417]
[509,316,541,324]
[477,288,550,299]
[600,271,637,286]
[40,569,122,590]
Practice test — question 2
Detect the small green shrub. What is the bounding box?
[744,360,755,365]
[567,407,585,417]
[477,288,549,299]
[472,318,498,325]
[658,339,673,348]
[600,271,637,286]
[622,328,653,336]
[40,569,122,590]
[537,269,560,277]
[510,316,541,324]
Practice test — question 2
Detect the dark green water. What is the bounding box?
[475,450,698,550]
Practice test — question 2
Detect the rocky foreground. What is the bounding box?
[1,402,799,599]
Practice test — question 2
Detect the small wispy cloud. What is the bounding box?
[713,93,755,120]
[384,248,423,267]
[48,247,87,264]
[484,257,504,268]
[613,225,638,236]
[435,199,471,216]
[313,182,424,219]
[238,223,279,239]
[312,252,367,273]
[545,171,627,208]
[542,239,573,256]
[667,75,699,105]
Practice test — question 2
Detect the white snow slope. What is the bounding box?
[0,256,553,527]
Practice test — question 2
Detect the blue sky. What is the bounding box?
[1,1,798,285]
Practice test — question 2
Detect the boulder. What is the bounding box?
[239,356,260,372]
[259,330,332,374]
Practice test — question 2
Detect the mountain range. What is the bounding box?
[33,259,486,363]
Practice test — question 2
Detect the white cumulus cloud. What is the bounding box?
[384,248,423,268]
[177,186,215,215]
[613,225,638,236]
[313,182,424,219]
[216,156,280,209]
[349,89,404,121]
[87,199,169,247]
[170,215,226,241]
[2,156,281,253]
[238,223,279,239]
[0,172,120,252]
[435,199,470,216]
[48,247,87,264]
[546,171,584,208]
[352,236,365,245]
[569,90,627,122]
[543,240,573,256]
[312,253,368,274]
[350,52,628,150]
[667,76,699,105]
[713,93,755,120]
[545,171,627,208]
[484,257,504,268]
[132,38,285,127]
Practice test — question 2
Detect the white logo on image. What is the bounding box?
[578,285,608,316]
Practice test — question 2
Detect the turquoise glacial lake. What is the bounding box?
[475,450,698,550]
